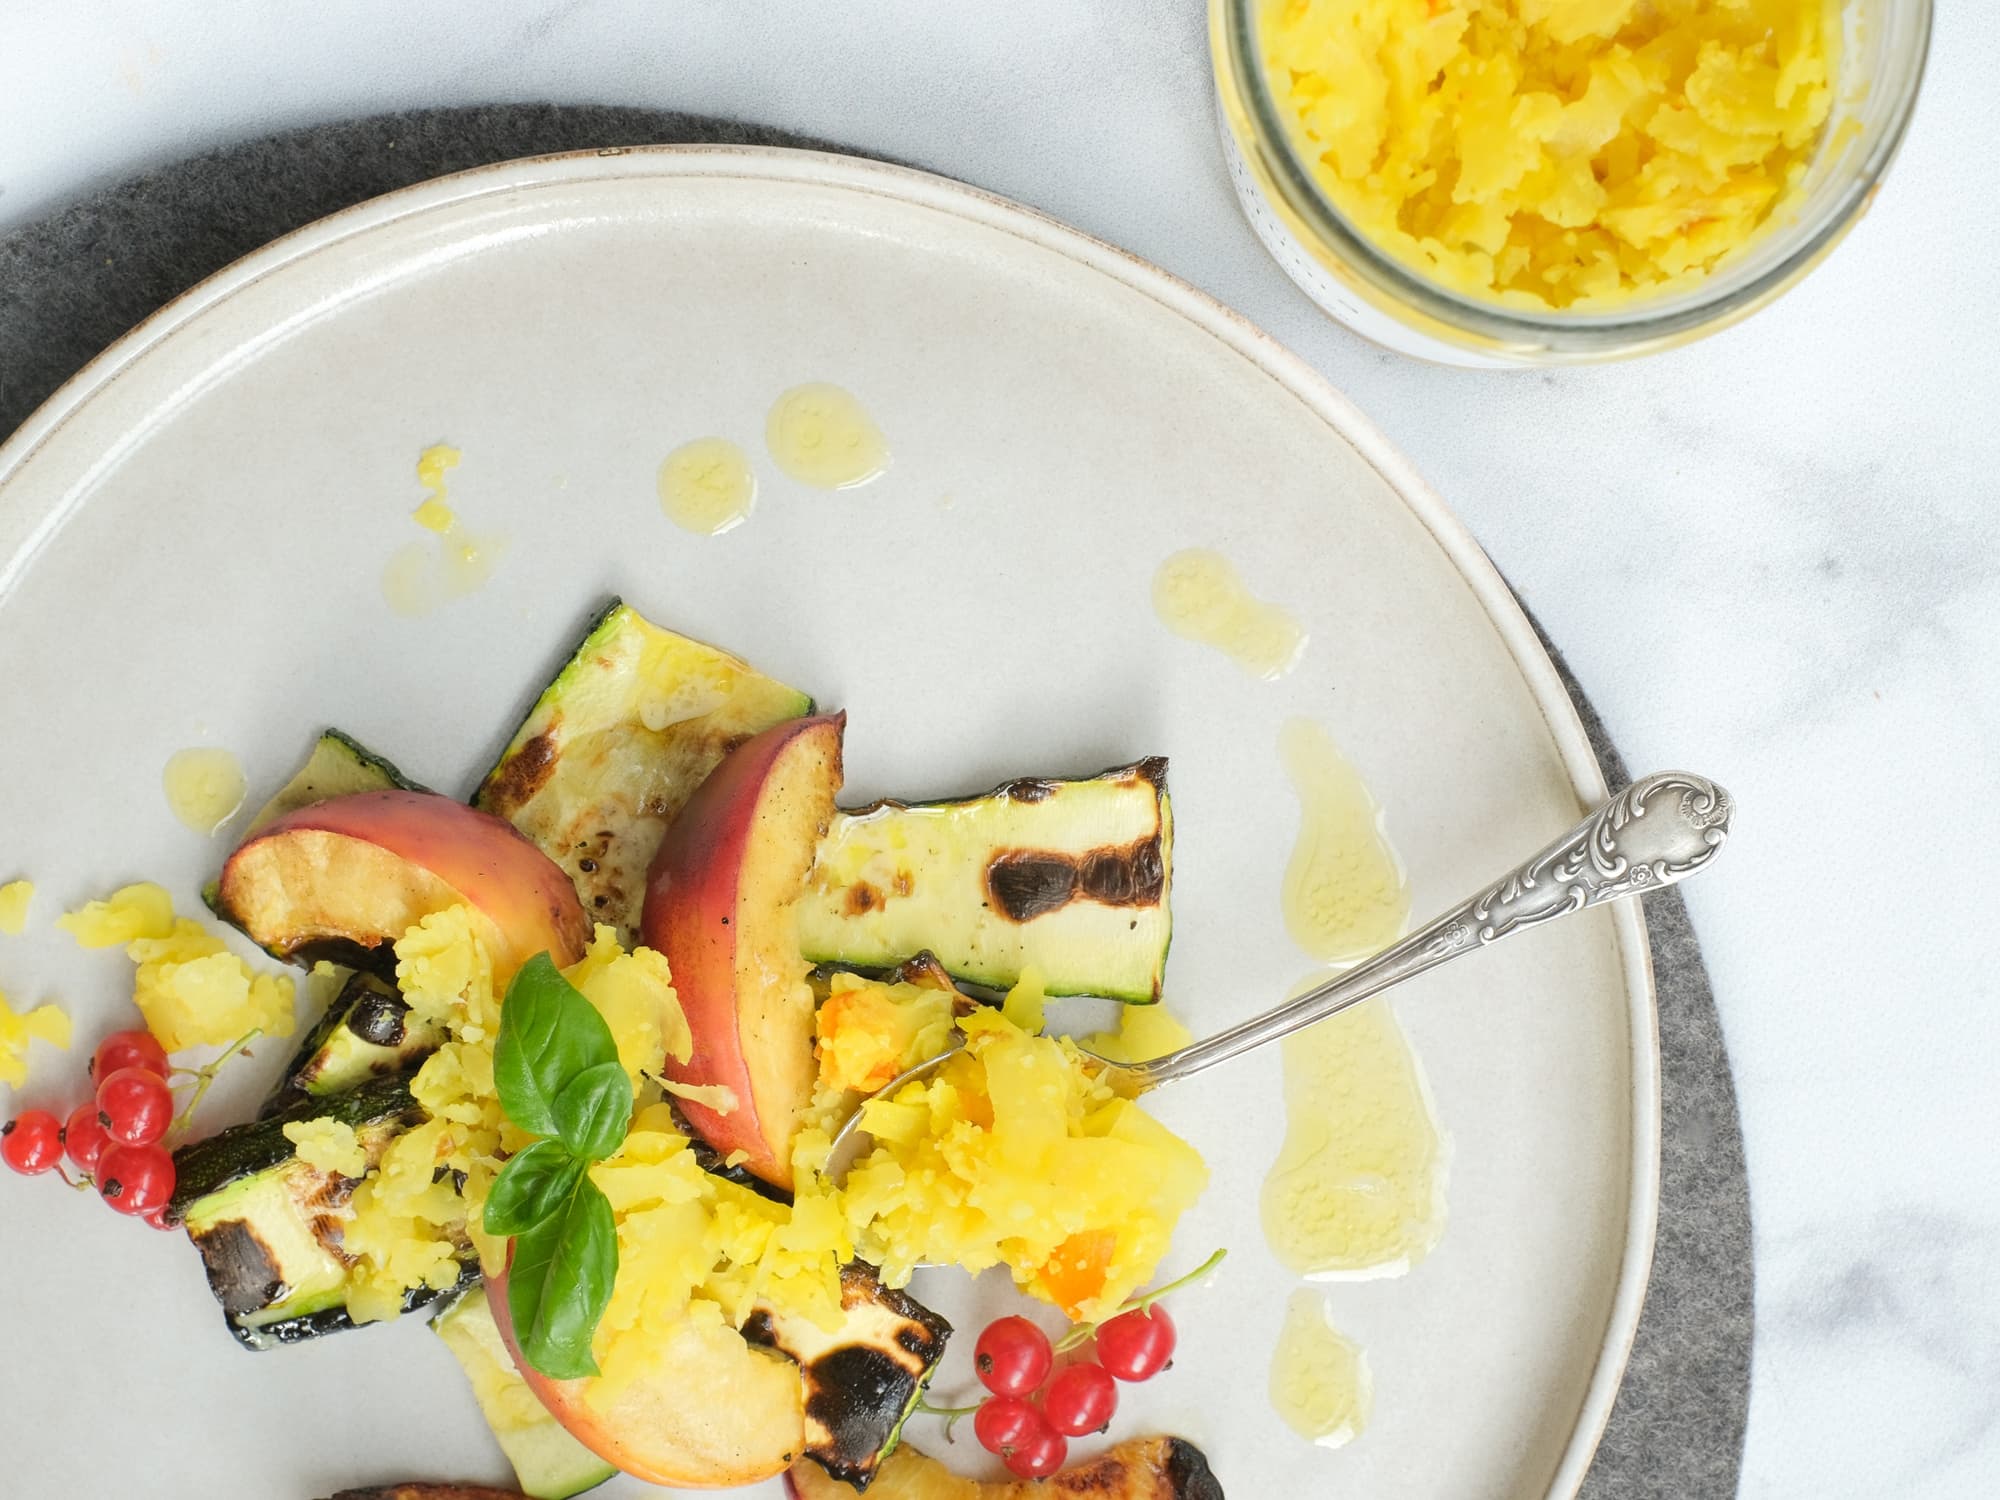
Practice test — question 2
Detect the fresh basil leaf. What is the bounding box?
[552,1060,634,1163]
[509,1176,618,1381]
[483,1139,584,1238]
[493,952,623,1141]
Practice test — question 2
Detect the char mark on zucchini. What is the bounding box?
[744,1261,952,1489]
[985,831,1167,923]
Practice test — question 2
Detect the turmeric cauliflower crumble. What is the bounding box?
[60,883,295,1051]
[335,911,857,1364]
[328,913,1207,1352]
[1262,0,1840,307]
[0,880,33,936]
[822,972,1209,1323]
[0,989,70,1090]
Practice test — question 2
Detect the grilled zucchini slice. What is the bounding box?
[472,601,813,943]
[170,1076,473,1350]
[247,729,425,834]
[796,759,1173,1002]
[261,970,445,1116]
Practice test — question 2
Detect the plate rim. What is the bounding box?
[0,142,1660,1499]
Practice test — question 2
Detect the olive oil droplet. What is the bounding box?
[381,443,507,615]
[1260,993,1448,1278]
[1279,718,1408,963]
[658,438,757,534]
[1269,1289,1371,1447]
[163,748,247,835]
[766,383,890,490]
[1152,548,1304,679]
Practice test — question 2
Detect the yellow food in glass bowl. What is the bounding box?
[1261,0,1840,308]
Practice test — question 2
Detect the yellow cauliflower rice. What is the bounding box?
[0,880,33,935]
[61,882,295,1051]
[815,971,957,1095]
[282,1118,370,1178]
[835,976,1209,1323]
[1080,1001,1195,1065]
[337,911,1208,1349]
[0,989,70,1090]
[58,882,176,947]
[1261,0,1839,307]
[339,913,851,1357]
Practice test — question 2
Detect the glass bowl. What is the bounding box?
[1211,0,1933,366]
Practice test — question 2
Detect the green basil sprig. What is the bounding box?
[486,953,633,1380]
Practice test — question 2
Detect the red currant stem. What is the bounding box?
[1052,1246,1227,1352]
[169,1027,262,1135]
[55,1166,95,1193]
[911,1394,983,1443]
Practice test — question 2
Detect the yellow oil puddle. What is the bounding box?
[1279,718,1409,964]
[1260,993,1448,1279]
[766,383,890,490]
[1270,1288,1372,1447]
[1152,548,1305,680]
[163,748,247,835]
[658,437,757,535]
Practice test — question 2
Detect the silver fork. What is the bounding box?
[823,770,1731,1183]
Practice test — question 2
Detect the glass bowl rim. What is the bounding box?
[1214,0,1936,352]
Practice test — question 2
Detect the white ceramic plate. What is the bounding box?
[0,148,1654,1500]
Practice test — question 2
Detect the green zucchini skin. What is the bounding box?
[261,971,444,1117]
[246,729,426,834]
[169,1073,420,1217]
[226,1266,478,1353]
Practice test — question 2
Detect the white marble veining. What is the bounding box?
[2,3,1996,1495]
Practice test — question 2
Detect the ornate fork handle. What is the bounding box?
[1126,771,1733,1094]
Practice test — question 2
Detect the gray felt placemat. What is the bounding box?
[0,105,1753,1500]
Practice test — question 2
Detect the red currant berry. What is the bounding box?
[140,1202,176,1232]
[97,1142,175,1215]
[63,1102,111,1171]
[91,1029,170,1081]
[1,1110,64,1175]
[96,1066,175,1146]
[1043,1360,1118,1436]
[1094,1304,1176,1382]
[974,1315,1053,1397]
[972,1393,1039,1455]
[1001,1426,1068,1480]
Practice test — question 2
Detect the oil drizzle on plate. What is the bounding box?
[382,443,509,616]
[658,437,757,535]
[1079,1002,1195,1063]
[766,384,890,490]
[162,748,246,835]
[1152,549,1305,679]
[1270,1289,1372,1447]
[1261,993,1448,1279]
[1280,718,1409,963]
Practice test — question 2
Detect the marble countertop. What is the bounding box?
[3,3,1996,1496]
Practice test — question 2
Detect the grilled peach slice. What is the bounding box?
[214,790,589,974]
[486,1264,805,1489]
[640,714,844,1191]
